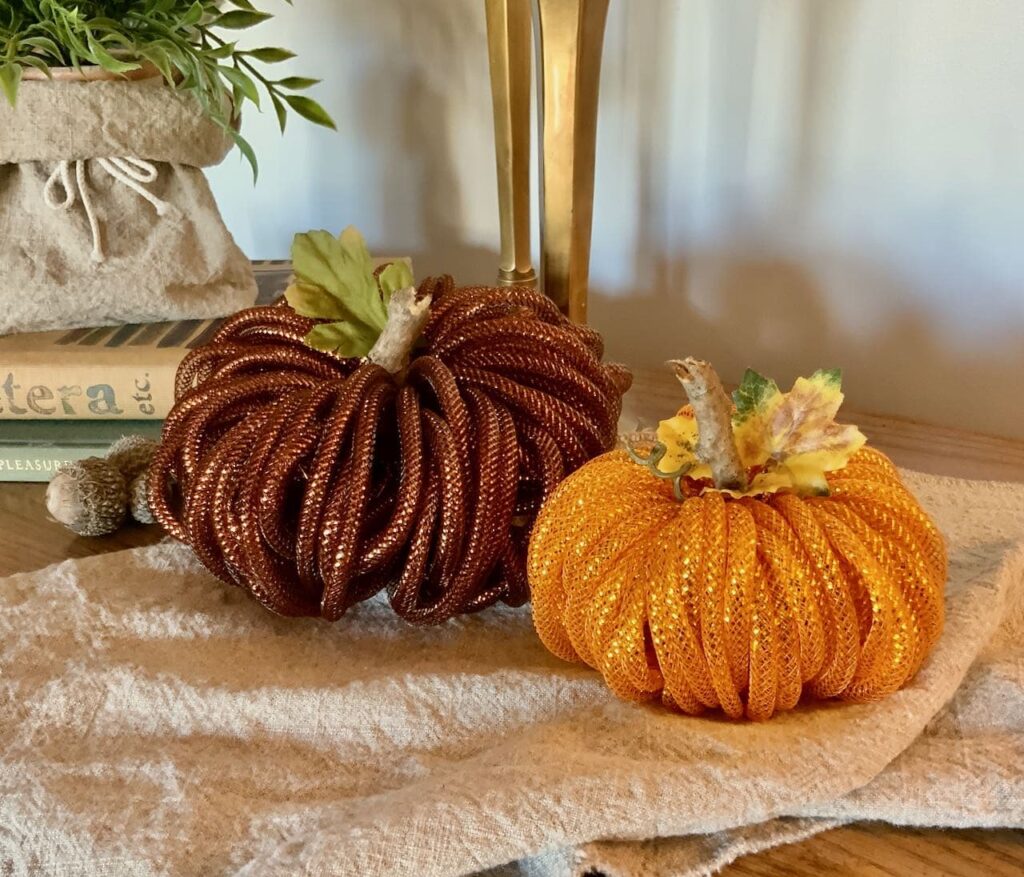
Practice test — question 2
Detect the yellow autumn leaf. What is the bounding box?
[778,450,841,495]
[640,366,865,498]
[727,368,865,496]
[731,370,784,469]
[768,370,866,469]
[655,406,712,480]
[718,468,795,499]
[770,370,846,454]
[719,449,844,498]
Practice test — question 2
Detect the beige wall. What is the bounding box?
[209,0,1024,439]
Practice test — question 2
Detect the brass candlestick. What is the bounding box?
[485,0,537,289]
[485,0,610,323]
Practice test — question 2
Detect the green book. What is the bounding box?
[0,420,164,483]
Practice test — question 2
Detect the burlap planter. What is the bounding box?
[0,75,256,335]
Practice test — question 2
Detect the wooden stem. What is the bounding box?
[367,286,431,374]
[669,358,748,492]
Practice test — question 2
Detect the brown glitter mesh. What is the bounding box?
[148,277,632,624]
[527,447,947,720]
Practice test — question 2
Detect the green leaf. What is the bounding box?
[0,64,22,107]
[214,10,273,29]
[180,2,205,27]
[19,56,53,77]
[0,0,335,178]
[86,35,140,74]
[292,231,350,293]
[231,130,259,181]
[283,94,336,130]
[138,45,174,85]
[270,91,287,133]
[245,47,296,63]
[284,281,348,320]
[20,36,63,60]
[277,76,320,90]
[304,321,379,359]
[378,261,414,301]
[219,65,259,108]
[810,367,842,389]
[291,229,387,329]
[732,369,780,425]
[338,226,373,276]
[207,42,237,60]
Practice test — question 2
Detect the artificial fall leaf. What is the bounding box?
[283,227,414,359]
[726,368,866,497]
[654,406,712,480]
[284,280,348,321]
[379,260,414,300]
[288,226,387,328]
[771,450,839,496]
[731,369,783,469]
[338,226,374,286]
[304,320,380,357]
[715,450,838,499]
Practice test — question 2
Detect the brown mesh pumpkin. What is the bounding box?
[148,276,631,624]
[527,359,947,720]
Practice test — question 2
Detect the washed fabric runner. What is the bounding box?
[1,470,1022,876]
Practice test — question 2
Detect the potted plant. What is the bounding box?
[0,0,335,177]
[0,1,338,335]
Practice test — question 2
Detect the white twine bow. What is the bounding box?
[43,158,171,264]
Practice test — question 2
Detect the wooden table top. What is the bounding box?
[2,366,1022,874]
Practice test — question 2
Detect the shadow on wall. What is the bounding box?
[587,0,1024,440]
[345,0,499,283]
[590,254,1024,441]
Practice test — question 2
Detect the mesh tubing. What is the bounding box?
[527,447,947,719]
[148,277,631,624]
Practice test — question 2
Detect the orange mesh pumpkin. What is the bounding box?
[527,360,946,720]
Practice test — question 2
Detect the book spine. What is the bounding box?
[0,364,173,420]
[0,446,105,483]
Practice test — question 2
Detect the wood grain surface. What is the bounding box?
[1,364,1022,874]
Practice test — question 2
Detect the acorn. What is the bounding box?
[46,457,128,536]
[107,435,160,483]
[46,434,160,536]
[128,471,155,525]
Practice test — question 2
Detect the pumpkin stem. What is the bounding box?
[668,358,748,492]
[367,285,432,374]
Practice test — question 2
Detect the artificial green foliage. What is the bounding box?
[0,0,336,178]
[378,260,413,301]
[637,365,866,499]
[727,366,865,496]
[731,368,780,426]
[285,227,413,359]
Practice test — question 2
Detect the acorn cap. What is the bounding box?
[128,471,155,525]
[46,457,128,537]
[106,434,160,483]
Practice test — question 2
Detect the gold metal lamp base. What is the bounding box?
[485,0,536,290]
[485,0,610,321]
[496,266,539,287]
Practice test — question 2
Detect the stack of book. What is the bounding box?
[0,262,293,482]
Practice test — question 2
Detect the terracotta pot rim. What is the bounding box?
[21,61,165,83]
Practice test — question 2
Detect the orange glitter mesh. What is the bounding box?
[527,447,947,720]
